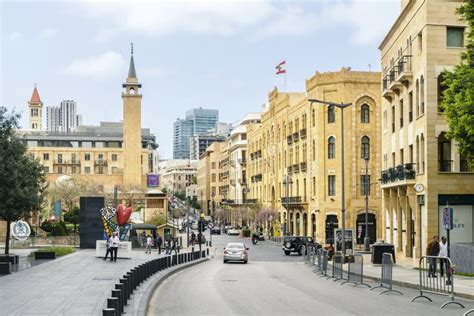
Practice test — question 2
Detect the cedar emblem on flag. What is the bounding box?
[275,60,286,75]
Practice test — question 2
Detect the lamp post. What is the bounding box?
[309,99,352,256]
[364,156,370,252]
[283,174,293,236]
[186,197,190,248]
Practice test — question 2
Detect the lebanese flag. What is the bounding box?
[275,60,286,75]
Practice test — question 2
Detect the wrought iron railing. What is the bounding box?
[381,163,416,184]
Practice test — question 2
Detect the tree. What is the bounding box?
[442,0,474,165]
[0,107,46,254]
[121,184,143,207]
[145,213,166,227]
[48,176,87,213]
[64,206,80,235]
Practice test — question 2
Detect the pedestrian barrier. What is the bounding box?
[331,254,344,282]
[319,250,329,277]
[411,256,464,309]
[370,253,403,295]
[341,254,370,288]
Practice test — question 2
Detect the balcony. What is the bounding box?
[381,163,416,186]
[281,196,304,205]
[287,165,293,174]
[300,129,307,139]
[300,162,307,172]
[461,160,474,172]
[396,55,413,83]
[238,178,247,185]
[439,160,453,172]
[238,158,247,166]
[287,135,293,145]
[250,153,255,160]
[94,159,108,166]
[388,68,403,92]
[54,160,81,165]
[293,163,300,173]
[246,199,258,204]
[293,132,299,142]
[382,76,394,99]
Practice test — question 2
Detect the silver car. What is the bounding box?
[223,243,248,264]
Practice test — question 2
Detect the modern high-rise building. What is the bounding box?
[46,106,61,132]
[60,100,77,133]
[173,107,219,159]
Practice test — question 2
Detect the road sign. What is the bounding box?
[200,213,205,219]
[443,207,453,230]
[208,222,214,229]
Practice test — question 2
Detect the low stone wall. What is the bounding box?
[451,242,474,274]
[0,236,80,248]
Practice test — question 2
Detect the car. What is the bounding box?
[223,225,232,234]
[211,226,221,235]
[223,242,248,264]
[227,227,240,236]
[282,236,314,256]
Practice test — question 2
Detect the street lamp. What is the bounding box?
[363,156,370,252]
[283,174,293,236]
[309,98,352,256]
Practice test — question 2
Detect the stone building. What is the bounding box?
[380,0,473,263]
[247,68,382,244]
[159,159,198,192]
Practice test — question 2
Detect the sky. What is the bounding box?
[0,0,400,159]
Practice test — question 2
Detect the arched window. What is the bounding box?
[415,79,420,117]
[328,136,336,159]
[438,132,452,171]
[312,139,316,160]
[420,75,425,115]
[328,105,335,123]
[437,72,447,112]
[361,104,370,123]
[361,136,370,159]
[312,109,315,127]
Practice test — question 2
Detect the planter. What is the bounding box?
[0,262,11,275]
[0,254,19,265]
[34,251,56,260]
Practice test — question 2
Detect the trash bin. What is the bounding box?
[371,243,396,264]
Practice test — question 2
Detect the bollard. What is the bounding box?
[207,248,209,256]
[112,289,123,314]
[115,283,126,306]
[133,268,139,287]
[119,278,129,301]
[122,276,131,299]
[107,297,119,316]
[128,270,137,290]
[103,308,116,316]
[167,256,171,268]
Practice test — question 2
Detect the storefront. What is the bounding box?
[356,213,376,244]
[438,195,474,243]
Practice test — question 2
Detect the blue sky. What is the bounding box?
[1,0,400,158]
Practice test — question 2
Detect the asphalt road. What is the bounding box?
[148,233,473,316]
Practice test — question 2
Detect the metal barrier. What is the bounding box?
[371,253,402,295]
[319,250,329,277]
[341,254,370,288]
[411,256,464,309]
[331,254,344,282]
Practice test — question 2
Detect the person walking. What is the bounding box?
[439,236,451,284]
[146,235,153,254]
[190,232,196,246]
[111,232,120,262]
[426,235,440,277]
[103,234,113,261]
[156,233,163,255]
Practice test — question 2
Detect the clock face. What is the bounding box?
[415,183,424,193]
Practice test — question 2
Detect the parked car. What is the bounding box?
[227,227,240,236]
[211,226,221,235]
[282,236,314,255]
[223,242,248,264]
[223,225,232,234]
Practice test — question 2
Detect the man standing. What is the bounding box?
[156,233,163,255]
[439,236,450,280]
[426,235,440,277]
[111,232,120,262]
[103,234,113,261]
[146,235,153,254]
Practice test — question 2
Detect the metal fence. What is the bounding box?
[411,256,464,309]
[371,253,402,295]
[341,254,370,288]
[332,254,344,282]
[316,249,329,277]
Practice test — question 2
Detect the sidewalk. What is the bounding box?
[0,247,198,315]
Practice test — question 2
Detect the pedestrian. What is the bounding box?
[156,233,163,255]
[190,232,196,246]
[111,232,120,262]
[439,236,450,278]
[103,234,112,261]
[146,235,153,254]
[426,235,440,277]
[171,238,177,255]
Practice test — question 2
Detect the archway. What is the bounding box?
[295,212,301,236]
[303,213,308,236]
[325,214,338,244]
[289,211,294,235]
[356,213,376,244]
[311,213,316,239]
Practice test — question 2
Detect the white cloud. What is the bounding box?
[9,31,23,41]
[38,28,58,40]
[64,51,127,80]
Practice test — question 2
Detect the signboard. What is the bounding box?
[443,207,453,230]
[10,220,31,241]
[208,222,214,229]
[147,174,159,187]
[334,228,354,254]
[54,200,62,219]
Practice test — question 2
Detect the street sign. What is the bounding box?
[208,222,214,229]
[443,207,453,230]
[200,213,205,219]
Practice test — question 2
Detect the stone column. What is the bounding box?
[396,188,403,252]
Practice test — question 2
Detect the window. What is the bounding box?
[408,92,413,122]
[71,154,76,163]
[360,175,370,195]
[43,153,49,161]
[399,99,404,128]
[328,105,335,123]
[416,136,420,173]
[361,136,370,159]
[58,166,63,174]
[98,167,104,174]
[361,104,370,123]
[211,162,216,169]
[409,145,414,164]
[438,72,448,112]
[415,80,420,117]
[400,149,404,164]
[328,175,336,196]
[391,106,395,132]
[112,154,118,162]
[312,109,315,127]
[420,134,425,173]
[420,76,425,115]
[98,154,104,160]
[71,166,77,174]
[312,139,316,160]
[241,133,247,140]
[438,132,452,172]
[57,154,63,163]
[85,167,91,174]
[312,177,316,196]
[417,32,422,53]
[447,27,464,48]
[328,136,336,159]
[85,153,91,161]
[211,174,216,182]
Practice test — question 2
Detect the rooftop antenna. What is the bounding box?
[130,42,134,56]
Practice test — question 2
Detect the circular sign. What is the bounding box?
[10,220,31,241]
[208,222,214,229]
[414,183,425,193]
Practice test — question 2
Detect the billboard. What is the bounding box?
[147,174,159,187]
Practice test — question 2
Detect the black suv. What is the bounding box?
[282,236,314,255]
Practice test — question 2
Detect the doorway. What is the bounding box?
[325,215,338,244]
[356,213,376,244]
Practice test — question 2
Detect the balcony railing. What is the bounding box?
[238,178,247,185]
[54,160,81,165]
[300,162,307,172]
[281,196,303,204]
[94,160,108,166]
[293,132,299,142]
[246,199,258,204]
[287,135,293,145]
[238,158,247,166]
[439,160,453,172]
[300,129,307,139]
[287,165,293,174]
[381,163,416,184]
[460,160,474,172]
[293,163,300,173]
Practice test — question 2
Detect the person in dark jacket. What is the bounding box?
[156,234,163,255]
[426,235,440,277]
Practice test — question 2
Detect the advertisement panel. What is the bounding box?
[147,174,159,187]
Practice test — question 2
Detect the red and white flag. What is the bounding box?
[275,60,286,75]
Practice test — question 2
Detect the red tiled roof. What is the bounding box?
[30,86,41,103]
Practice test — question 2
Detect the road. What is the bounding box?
[148,233,473,316]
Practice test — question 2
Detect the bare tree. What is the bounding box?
[48,176,87,213]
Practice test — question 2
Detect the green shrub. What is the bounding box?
[40,221,53,233]
[51,222,67,236]
[36,247,75,257]
[241,228,251,237]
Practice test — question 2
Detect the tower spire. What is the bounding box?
[127,42,137,79]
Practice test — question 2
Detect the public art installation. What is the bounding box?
[100,204,132,241]
[10,220,31,241]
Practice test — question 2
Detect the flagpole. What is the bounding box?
[284,72,287,92]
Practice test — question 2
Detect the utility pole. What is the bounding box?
[186,197,190,248]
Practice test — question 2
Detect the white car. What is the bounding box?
[227,227,240,236]
[191,223,198,230]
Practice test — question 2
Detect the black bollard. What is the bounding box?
[207,248,209,256]
[107,297,119,316]
[115,283,126,306]
[102,308,116,316]
[127,271,136,291]
[121,276,131,300]
[112,289,123,314]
